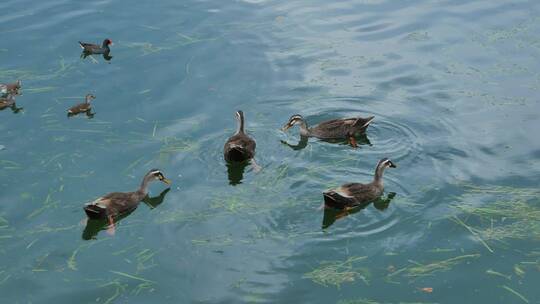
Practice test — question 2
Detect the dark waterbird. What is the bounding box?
[323,158,396,210]
[79,39,113,60]
[0,80,22,97]
[82,188,171,240]
[83,169,171,234]
[281,114,374,148]
[322,192,396,229]
[224,110,260,176]
[67,94,96,118]
[0,94,23,113]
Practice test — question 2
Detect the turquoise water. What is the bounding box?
[1,0,540,303]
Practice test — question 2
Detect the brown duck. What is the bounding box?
[0,80,22,96]
[67,94,95,117]
[224,110,256,163]
[323,158,396,209]
[83,169,171,233]
[282,114,374,148]
[0,94,22,113]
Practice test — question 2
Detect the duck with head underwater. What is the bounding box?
[282,114,374,148]
[323,158,396,209]
[83,169,171,234]
[0,80,22,97]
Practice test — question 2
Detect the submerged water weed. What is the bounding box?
[303,256,369,288]
[0,214,11,236]
[337,300,438,304]
[452,183,540,247]
[159,137,199,155]
[135,249,159,274]
[388,254,480,279]
[123,33,218,56]
[0,57,75,81]
[501,285,529,304]
[0,159,22,170]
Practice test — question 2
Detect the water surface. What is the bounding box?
[1,0,539,303]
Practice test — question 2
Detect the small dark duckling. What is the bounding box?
[83,169,171,234]
[0,94,23,113]
[323,158,396,209]
[67,94,95,117]
[79,39,113,59]
[224,110,257,163]
[282,114,374,148]
[0,80,22,97]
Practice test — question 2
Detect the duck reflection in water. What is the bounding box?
[82,188,171,240]
[0,94,23,114]
[281,133,371,151]
[322,192,396,229]
[226,160,250,185]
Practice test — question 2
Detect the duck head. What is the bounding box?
[281,114,305,131]
[378,158,397,169]
[146,169,171,185]
[102,38,113,47]
[85,93,96,103]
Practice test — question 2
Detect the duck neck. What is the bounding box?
[236,112,245,134]
[138,174,153,196]
[85,96,92,104]
[298,119,310,136]
[374,163,386,185]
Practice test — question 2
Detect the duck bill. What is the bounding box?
[389,162,397,168]
[161,178,172,185]
[281,124,292,132]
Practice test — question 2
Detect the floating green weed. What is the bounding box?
[25,87,56,94]
[388,254,480,278]
[0,270,11,285]
[452,183,540,248]
[135,249,159,273]
[159,137,199,154]
[337,300,437,304]
[303,256,369,288]
[486,269,511,280]
[501,285,529,303]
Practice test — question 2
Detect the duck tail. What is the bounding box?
[323,190,354,209]
[78,41,85,49]
[83,204,107,219]
[225,145,249,162]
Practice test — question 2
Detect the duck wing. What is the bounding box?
[68,102,91,114]
[323,182,382,209]
[311,118,358,139]
[224,134,256,162]
[84,191,141,218]
[343,182,383,204]
[79,41,102,53]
